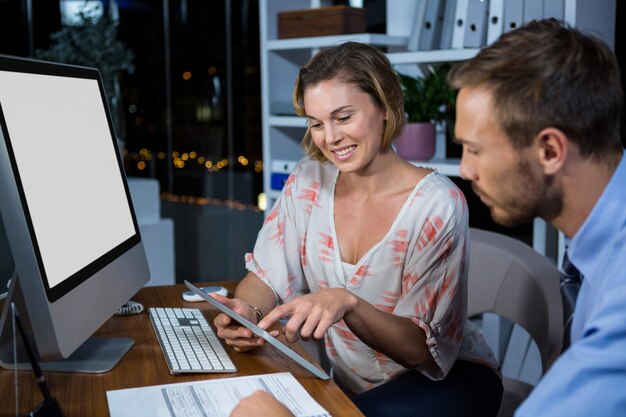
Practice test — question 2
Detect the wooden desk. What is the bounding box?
[0,282,363,417]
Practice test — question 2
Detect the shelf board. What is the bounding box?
[267,33,407,51]
[388,48,480,65]
[268,116,307,128]
[410,158,461,177]
[268,190,281,200]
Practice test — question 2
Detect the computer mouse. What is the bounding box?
[182,285,228,302]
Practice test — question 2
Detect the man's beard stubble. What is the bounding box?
[473,158,564,228]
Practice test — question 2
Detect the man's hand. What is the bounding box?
[230,391,294,417]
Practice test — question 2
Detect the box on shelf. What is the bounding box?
[278,6,366,39]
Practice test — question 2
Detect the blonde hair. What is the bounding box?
[293,42,405,162]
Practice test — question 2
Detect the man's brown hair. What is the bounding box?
[449,19,623,160]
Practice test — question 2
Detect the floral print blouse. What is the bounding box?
[245,158,498,394]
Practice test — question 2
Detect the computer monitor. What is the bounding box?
[0,212,14,298]
[0,55,150,373]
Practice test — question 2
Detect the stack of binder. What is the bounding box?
[463,0,489,48]
[405,0,566,52]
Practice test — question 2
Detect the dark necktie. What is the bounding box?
[560,251,582,351]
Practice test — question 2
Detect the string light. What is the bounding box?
[161,191,261,212]
[124,150,264,173]
[125,152,267,212]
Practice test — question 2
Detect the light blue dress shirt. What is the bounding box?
[516,151,626,417]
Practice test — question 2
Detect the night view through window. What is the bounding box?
[0,0,263,282]
[0,1,624,285]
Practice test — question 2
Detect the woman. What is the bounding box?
[215,42,502,417]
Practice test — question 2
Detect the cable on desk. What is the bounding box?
[115,300,144,316]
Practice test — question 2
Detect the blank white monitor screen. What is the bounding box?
[0,56,149,371]
[0,70,135,292]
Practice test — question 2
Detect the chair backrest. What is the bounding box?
[467,228,563,373]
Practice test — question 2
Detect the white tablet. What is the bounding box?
[184,280,330,380]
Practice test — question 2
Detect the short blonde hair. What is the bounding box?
[293,42,405,162]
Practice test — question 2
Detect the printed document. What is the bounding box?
[106,372,331,417]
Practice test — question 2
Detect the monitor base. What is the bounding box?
[1,337,134,373]
[28,397,66,417]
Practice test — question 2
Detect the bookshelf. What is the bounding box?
[259,0,615,261]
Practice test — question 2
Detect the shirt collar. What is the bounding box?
[569,151,626,282]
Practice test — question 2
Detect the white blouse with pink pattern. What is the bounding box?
[245,158,498,394]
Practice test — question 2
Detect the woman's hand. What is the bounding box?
[230,391,294,417]
[258,288,358,343]
[212,293,278,352]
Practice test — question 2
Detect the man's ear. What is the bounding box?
[536,127,568,175]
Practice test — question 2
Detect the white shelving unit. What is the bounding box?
[260,0,615,246]
[259,0,475,214]
[259,0,411,213]
[259,0,616,214]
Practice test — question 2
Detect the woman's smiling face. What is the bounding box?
[303,78,387,174]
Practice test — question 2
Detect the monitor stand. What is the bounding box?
[4,338,135,373]
[0,278,134,373]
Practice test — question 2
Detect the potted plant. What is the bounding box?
[35,3,134,149]
[395,66,455,161]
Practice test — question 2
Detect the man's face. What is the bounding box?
[455,86,562,227]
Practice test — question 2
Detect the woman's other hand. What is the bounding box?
[212,293,278,352]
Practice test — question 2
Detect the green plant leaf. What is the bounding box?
[398,66,455,125]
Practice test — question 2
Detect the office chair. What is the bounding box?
[467,228,563,417]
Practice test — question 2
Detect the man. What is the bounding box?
[232,19,625,416]
[449,18,625,416]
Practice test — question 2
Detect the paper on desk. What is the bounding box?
[106,372,331,417]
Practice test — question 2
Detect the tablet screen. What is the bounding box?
[184,280,330,380]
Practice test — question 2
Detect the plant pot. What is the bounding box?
[394,122,436,161]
